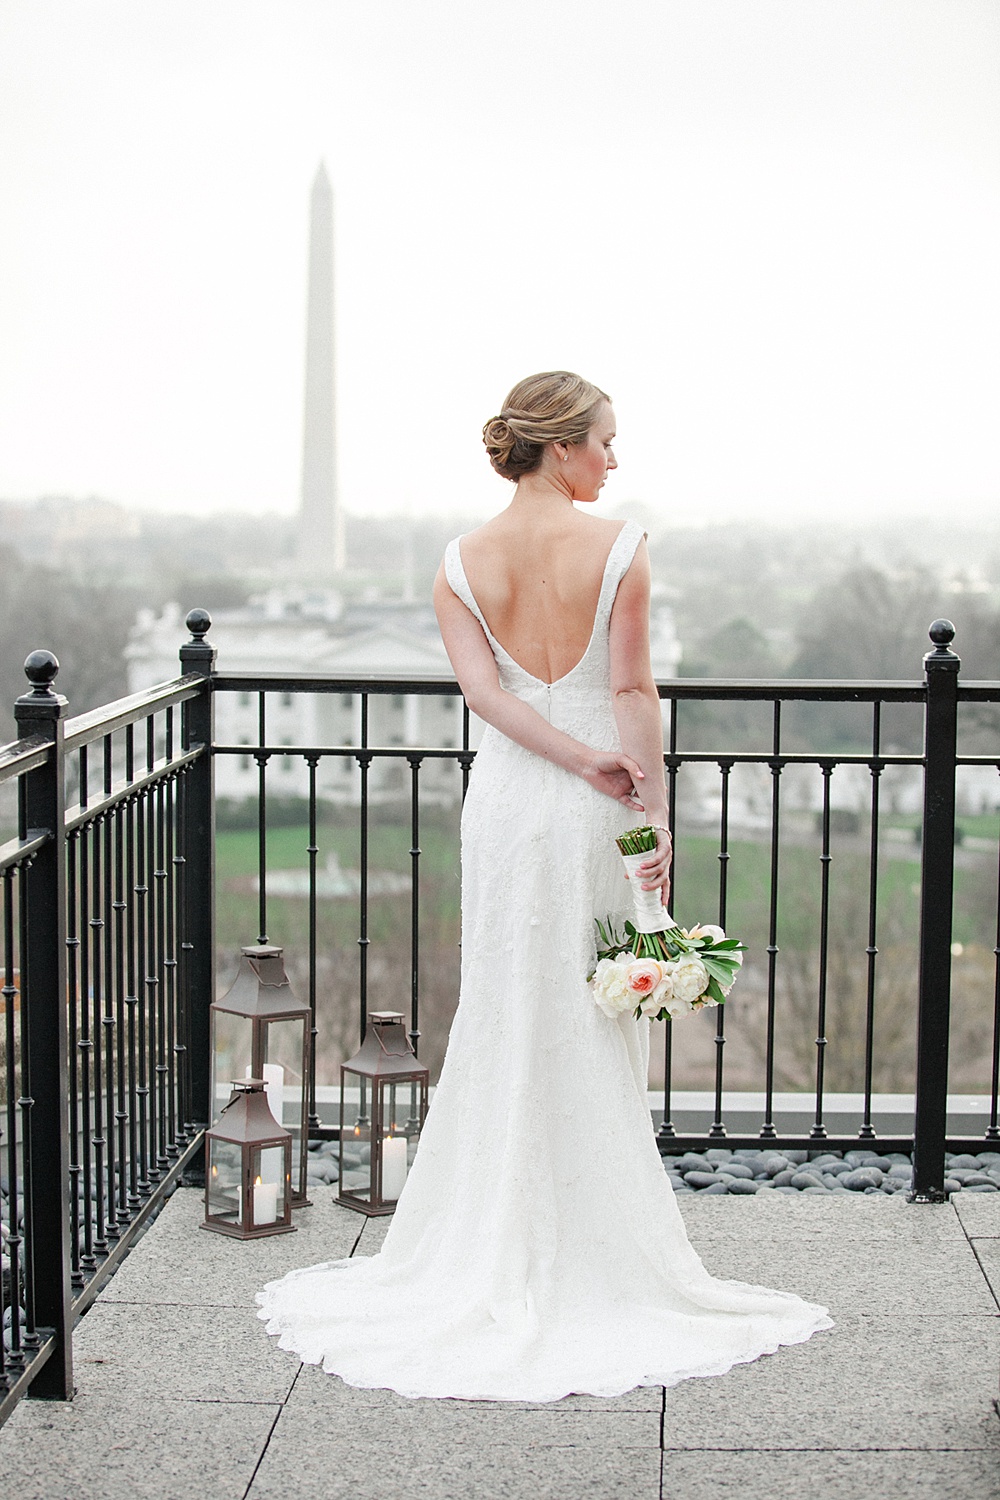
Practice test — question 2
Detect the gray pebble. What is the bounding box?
[720,1162,755,1180]
[772,1169,797,1187]
[728,1178,759,1194]
[802,1184,832,1194]
[705,1149,733,1162]
[790,1170,826,1190]
[684,1171,719,1188]
[963,1182,998,1192]
[842,1167,884,1191]
[947,1154,981,1170]
[702,1182,730,1194]
[764,1156,791,1176]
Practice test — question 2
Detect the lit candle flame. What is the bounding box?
[254,1174,262,1188]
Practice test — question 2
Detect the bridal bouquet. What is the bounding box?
[587,826,746,1022]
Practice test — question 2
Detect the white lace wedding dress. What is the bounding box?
[257,519,832,1400]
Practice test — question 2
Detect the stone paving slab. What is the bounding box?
[692,1237,996,1316]
[955,1193,1000,1237]
[287,1358,664,1411]
[73,1300,298,1405]
[0,1392,278,1500]
[677,1194,967,1241]
[661,1314,1000,1450]
[246,1406,662,1500]
[98,1186,361,1307]
[971,1238,1000,1304]
[660,1449,1000,1500]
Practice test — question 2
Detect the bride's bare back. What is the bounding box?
[458,513,627,686]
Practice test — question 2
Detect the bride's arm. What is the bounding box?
[608,542,672,894]
[433,564,644,809]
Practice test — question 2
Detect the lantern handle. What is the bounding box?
[220,1078,265,1113]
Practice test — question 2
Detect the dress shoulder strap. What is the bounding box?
[444,537,493,637]
[596,519,647,620]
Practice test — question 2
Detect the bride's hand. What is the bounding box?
[581,752,645,810]
[636,826,672,899]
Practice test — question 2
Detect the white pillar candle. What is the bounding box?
[381,1136,408,1200]
[253,1176,278,1226]
[245,1063,285,1124]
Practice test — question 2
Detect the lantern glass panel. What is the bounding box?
[249,1143,288,1228]
[207,1137,241,1221]
[212,1010,254,1122]
[340,1064,372,1204]
[261,1014,306,1190]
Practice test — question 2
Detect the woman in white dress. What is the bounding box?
[257,371,831,1401]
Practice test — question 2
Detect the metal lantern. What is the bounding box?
[339,1011,429,1216]
[210,945,311,1207]
[203,1079,295,1239]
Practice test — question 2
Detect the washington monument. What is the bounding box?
[299,162,345,573]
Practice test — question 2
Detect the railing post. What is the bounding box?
[179,610,216,1184]
[14,652,72,1399]
[911,620,959,1203]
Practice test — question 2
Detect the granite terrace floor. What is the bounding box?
[0,1188,998,1500]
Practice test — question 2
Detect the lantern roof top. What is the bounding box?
[211,1079,292,1144]
[342,1011,429,1080]
[213,945,309,1019]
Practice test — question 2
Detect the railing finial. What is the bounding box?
[185,608,212,644]
[924,619,959,670]
[22,648,60,697]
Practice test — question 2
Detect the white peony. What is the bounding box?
[665,993,694,1019]
[687,923,726,945]
[591,954,636,1018]
[670,956,710,1005]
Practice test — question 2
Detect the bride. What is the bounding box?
[257,370,832,1401]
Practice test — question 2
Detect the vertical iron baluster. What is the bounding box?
[811,763,834,1139]
[2,870,23,1368]
[986,763,1000,1142]
[306,755,320,1131]
[66,830,84,1285]
[761,700,782,1141]
[256,692,268,945]
[112,791,129,1223]
[709,760,733,1139]
[124,786,141,1209]
[154,776,168,1173]
[859,703,882,1140]
[165,754,179,1154]
[657,696,678,1145]
[358,694,371,1049]
[407,753,422,1130]
[133,769,150,1196]
[175,765,192,1137]
[90,814,108,1252]
[17,863,38,1349]
[78,823,95,1267]
[460,701,471,803]
[102,736,119,1239]
[144,778,160,1185]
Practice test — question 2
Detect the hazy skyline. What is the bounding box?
[0,1,997,527]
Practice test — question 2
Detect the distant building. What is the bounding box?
[127,590,682,807]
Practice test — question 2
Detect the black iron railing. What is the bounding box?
[0,608,998,1424]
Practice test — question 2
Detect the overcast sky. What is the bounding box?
[0,1,997,527]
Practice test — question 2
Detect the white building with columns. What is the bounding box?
[127,588,682,808]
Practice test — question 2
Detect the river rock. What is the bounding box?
[763,1156,791,1176]
[947,1154,982,1170]
[772,1169,797,1187]
[702,1181,730,1194]
[842,1167,884,1190]
[721,1162,755,1180]
[684,1171,719,1188]
[727,1178,759,1194]
[790,1170,826,1189]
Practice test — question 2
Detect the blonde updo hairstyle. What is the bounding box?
[482,370,610,482]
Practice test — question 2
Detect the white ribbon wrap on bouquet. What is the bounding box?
[619,851,681,935]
